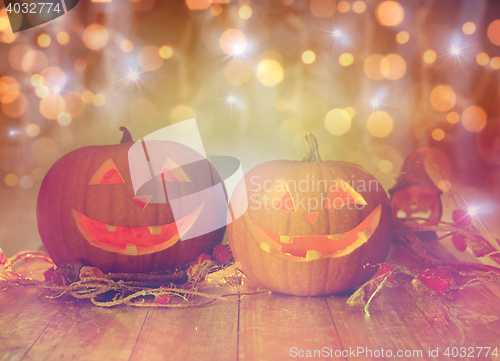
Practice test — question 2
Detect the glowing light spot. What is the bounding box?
[370,97,381,109]
[396,31,409,44]
[41,67,66,89]
[302,50,316,64]
[366,111,393,138]
[437,179,451,193]
[376,1,404,27]
[52,85,61,94]
[344,106,355,118]
[430,85,456,112]
[275,99,287,112]
[462,22,476,35]
[159,45,173,59]
[476,52,489,66]
[380,53,406,80]
[339,53,354,66]
[446,111,460,124]
[209,4,223,16]
[1,91,26,118]
[138,45,163,70]
[490,57,500,70]
[30,74,43,87]
[310,0,336,18]
[37,34,51,48]
[450,46,460,56]
[82,90,94,104]
[224,59,251,85]
[332,29,343,38]
[4,173,18,187]
[461,106,487,133]
[74,59,87,72]
[239,6,252,19]
[363,54,384,80]
[57,32,70,45]
[352,1,366,13]
[257,59,284,86]
[82,24,109,50]
[324,108,351,136]
[57,112,72,126]
[186,0,211,10]
[337,1,349,13]
[63,92,85,118]
[93,94,106,107]
[3,33,17,44]
[431,128,445,141]
[487,19,500,46]
[378,159,393,173]
[220,29,247,55]
[40,95,65,120]
[120,40,134,53]
[19,175,33,189]
[423,49,437,64]
[128,70,139,80]
[35,86,49,98]
[27,124,40,137]
[468,206,478,216]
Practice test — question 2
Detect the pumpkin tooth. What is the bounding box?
[125,244,139,255]
[259,242,272,253]
[106,225,117,232]
[148,226,162,235]
[357,229,371,242]
[327,233,345,240]
[306,250,320,261]
[279,235,292,243]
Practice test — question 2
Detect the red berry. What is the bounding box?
[451,234,467,252]
[417,269,452,293]
[375,263,395,281]
[79,266,104,279]
[213,245,231,265]
[155,287,171,304]
[452,210,471,227]
[194,253,212,265]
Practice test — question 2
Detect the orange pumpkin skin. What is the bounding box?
[228,137,393,296]
[37,134,226,273]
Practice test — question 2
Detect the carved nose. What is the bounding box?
[303,212,318,226]
[133,195,152,210]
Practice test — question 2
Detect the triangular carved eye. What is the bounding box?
[324,178,367,209]
[89,159,125,185]
[252,178,296,212]
[156,157,191,182]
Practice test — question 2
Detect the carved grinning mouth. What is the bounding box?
[244,204,382,261]
[72,203,203,256]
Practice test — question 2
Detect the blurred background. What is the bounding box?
[1,0,500,255]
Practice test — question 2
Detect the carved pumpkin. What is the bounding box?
[37,128,226,273]
[228,134,393,296]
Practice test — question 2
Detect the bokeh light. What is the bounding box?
[376,1,404,27]
[239,6,252,19]
[339,53,354,66]
[310,0,336,18]
[1,91,27,118]
[139,45,163,70]
[462,22,476,35]
[396,31,409,44]
[74,59,87,71]
[324,108,351,136]
[209,4,222,16]
[57,32,70,45]
[431,128,445,141]
[37,34,51,48]
[40,95,65,120]
[352,1,366,13]
[491,57,500,70]
[93,94,106,107]
[476,52,489,66]
[22,50,48,74]
[337,1,349,13]
[487,19,500,46]
[120,40,134,53]
[380,53,406,80]
[344,106,356,118]
[186,0,210,10]
[366,111,394,138]
[302,50,316,64]
[461,106,487,133]
[4,173,18,187]
[57,112,72,126]
[378,159,393,173]
[220,29,247,55]
[19,175,34,189]
[423,49,437,64]
[82,24,109,50]
[446,111,460,124]
[26,124,41,137]
[364,54,384,80]
[257,59,284,86]
[159,45,173,59]
[430,85,456,112]
[31,168,45,181]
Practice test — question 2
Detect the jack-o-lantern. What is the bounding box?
[37,128,226,273]
[228,134,393,296]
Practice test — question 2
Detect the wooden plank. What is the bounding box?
[327,286,444,361]
[21,300,148,361]
[238,292,343,361]
[0,288,65,361]
[130,287,239,361]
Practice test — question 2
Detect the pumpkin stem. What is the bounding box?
[301,133,322,162]
[119,127,133,143]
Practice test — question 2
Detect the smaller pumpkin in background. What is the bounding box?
[37,127,227,273]
[389,150,442,242]
[228,133,393,296]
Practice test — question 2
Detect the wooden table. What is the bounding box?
[1,244,500,361]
